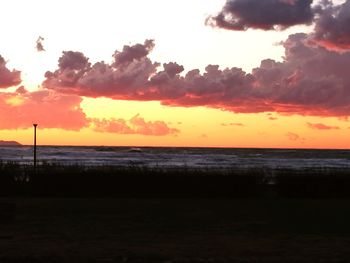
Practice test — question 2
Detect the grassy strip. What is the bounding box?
[0,162,350,197]
[275,168,350,197]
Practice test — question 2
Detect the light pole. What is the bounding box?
[33,124,38,172]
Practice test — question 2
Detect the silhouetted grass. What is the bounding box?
[0,162,266,197]
[274,168,350,198]
[0,162,350,197]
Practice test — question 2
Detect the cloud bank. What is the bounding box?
[42,34,350,117]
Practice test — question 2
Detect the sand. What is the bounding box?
[1,198,350,262]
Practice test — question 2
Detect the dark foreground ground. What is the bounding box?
[1,198,350,262]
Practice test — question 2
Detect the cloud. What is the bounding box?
[286,132,299,141]
[0,87,178,135]
[286,132,305,142]
[221,122,245,127]
[44,40,159,98]
[91,114,179,136]
[113,39,155,66]
[0,89,88,130]
[43,36,350,117]
[91,118,133,134]
[307,122,340,130]
[312,0,350,51]
[36,36,45,52]
[0,56,21,89]
[207,0,350,51]
[206,0,314,31]
[268,117,278,120]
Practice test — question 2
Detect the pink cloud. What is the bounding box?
[307,122,340,130]
[0,89,88,130]
[92,114,179,136]
[0,56,21,88]
[91,118,133,134]
[286,132,299,141]
[286,132,305,142]
[0,87,178,135]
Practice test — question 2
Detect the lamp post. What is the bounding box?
[33,124,38,172]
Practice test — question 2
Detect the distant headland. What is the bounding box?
[0,140,21,146]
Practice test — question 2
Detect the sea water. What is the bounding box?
[1,146,350,170]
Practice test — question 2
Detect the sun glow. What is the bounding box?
[0,0,349,148]
[5,96,24,106]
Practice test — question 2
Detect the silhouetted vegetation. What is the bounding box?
[275,168,350,198]
[0,162,350,197]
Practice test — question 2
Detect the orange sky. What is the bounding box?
[1,0,350,148]
[1,98,349,149]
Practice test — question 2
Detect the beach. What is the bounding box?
[1,198,350,262]
[1,147,350,261]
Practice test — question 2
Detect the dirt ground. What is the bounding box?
[1,198,350,262]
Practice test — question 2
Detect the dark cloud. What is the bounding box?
[36,36,45,52]
[44,51,91,91]
[307,122,340,130]
[44,41,159,98]
[0,56,21,88]
[43,36,350,117]
[113,39,155,66]
[206,0,314,31]
[207,0,350,51]
[313,0,350,50]
[58,51,89,70]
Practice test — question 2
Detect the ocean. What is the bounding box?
[1,146,350,170]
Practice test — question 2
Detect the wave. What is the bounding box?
[1,146,350,170]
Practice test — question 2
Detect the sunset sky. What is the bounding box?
[1,0,350,148]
